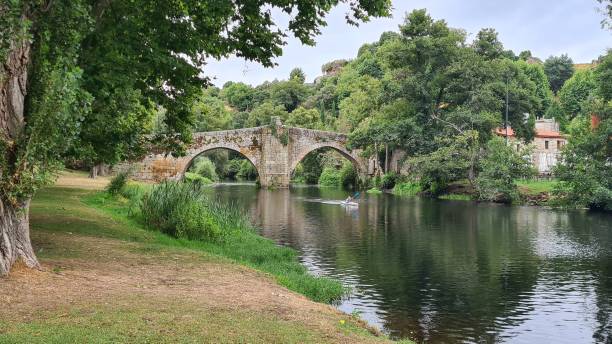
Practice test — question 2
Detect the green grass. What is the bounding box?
[516,179,558,195]
[16,183,412,344]
[83,189,347,304]
[366,188,383,194]
[0,301,323,344]
[7,180,417,344]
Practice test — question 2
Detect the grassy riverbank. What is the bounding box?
[391,179,558,205]
[0,172,409,343]
[87,181,345,304]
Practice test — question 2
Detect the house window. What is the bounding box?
[545,141,549,149]
[557,140,562,149]
[516,144,520,152]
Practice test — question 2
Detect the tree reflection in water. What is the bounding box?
[209,184,612,344]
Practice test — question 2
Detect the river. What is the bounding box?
[209,183,612,343]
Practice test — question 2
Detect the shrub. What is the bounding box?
[392,181,421,196]
[372,175,382,188]
[185,172,213,185]
[237,160,257,180]
[226,159,243,179]
[140,182,225,241]
[381,172,397,189]
[318,167,341,187]
[475,137,535,203]
[106,172,129,195]
[191,156,218,181]
[339,162,357,188]
[120,182,150,216]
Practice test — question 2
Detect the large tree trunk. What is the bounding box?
[0,23,30,142]
[89,163,110,178]
[0,198,39,276]
[0,11,36,276]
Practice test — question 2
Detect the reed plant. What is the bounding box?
[140,182,224,241]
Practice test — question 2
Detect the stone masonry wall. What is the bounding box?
[122,123,367,187]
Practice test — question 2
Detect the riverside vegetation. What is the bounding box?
[0,171,411,343]
[101,174,346,304]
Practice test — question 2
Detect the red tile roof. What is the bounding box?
[495,127,515,137]
[535,130,565,138]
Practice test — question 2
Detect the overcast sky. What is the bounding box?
[204,0,611,86]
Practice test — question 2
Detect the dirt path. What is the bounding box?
[0,172,398,343]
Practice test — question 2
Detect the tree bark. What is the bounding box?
[384,144,389,173]
[89,165,98,178]
[0,198,39,276]
[0,29,30,142]
[0,11,37,276]
[89,163,110,178]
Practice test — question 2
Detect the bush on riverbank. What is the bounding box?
[191,157,219,181]
[106,172,129,195]
[318,163,357,188]
[392,182,421,196]
[104,180,346,303]
[185,172,214,185]
[319,167,341,187]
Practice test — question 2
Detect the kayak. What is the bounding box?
[340,201,359,207]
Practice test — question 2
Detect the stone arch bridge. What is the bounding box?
[124,121,369,187]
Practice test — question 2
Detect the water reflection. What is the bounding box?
[210,183,612,343]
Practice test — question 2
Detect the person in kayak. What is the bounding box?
[344,192,360,203]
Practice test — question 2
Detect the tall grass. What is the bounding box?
[392,181,421,196]
[140,182,224,241]
[104,180,346,303]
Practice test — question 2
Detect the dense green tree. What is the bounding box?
[475,137,535,203]
[472,28,504,60]
[337,74,382,132]
[289,68,306,84]
[554,51,612,211]
[516,60,554,118]
[221,82,255,112]
[361,10,540,194]
[286,107,322,129]
[246,102,288,127]
[519,50,533,61]
[558,69,597,123]
[544,54,575,93]
[192,89,233,132]
[408,131,481,195]
[268,78,312,113]
[0,0,391,275]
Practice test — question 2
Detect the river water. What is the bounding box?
[210,183,612,343]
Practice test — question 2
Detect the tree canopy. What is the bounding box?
[544,54,575,93]
[0,0,392,275]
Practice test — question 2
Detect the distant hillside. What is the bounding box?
[574,63,596,70]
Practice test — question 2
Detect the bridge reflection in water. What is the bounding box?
[209,183,612,344]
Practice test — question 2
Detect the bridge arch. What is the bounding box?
[180,145,260,179]
[289,142,364,176]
